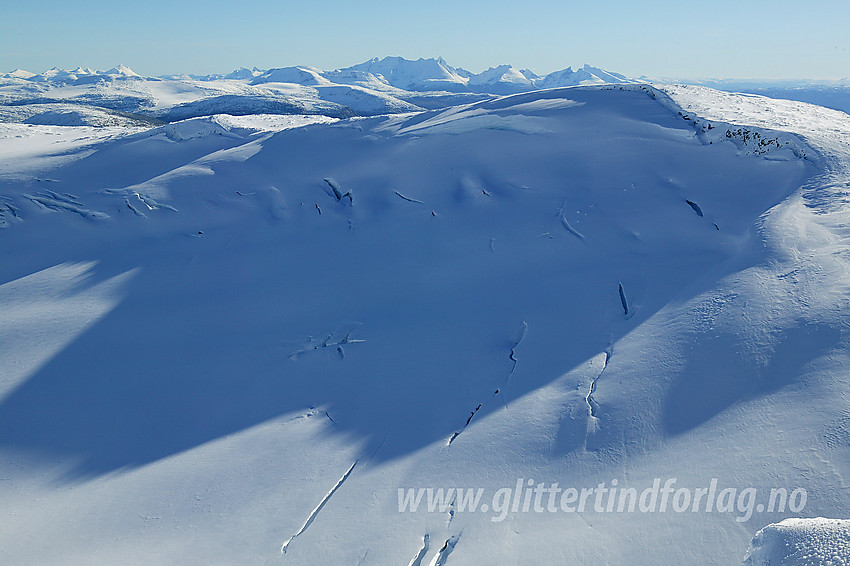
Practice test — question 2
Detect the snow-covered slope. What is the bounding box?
[1,85,848,566]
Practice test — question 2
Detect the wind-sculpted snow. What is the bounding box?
[1,85,848,566]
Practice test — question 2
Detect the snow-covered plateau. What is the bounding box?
[1,70,849,565]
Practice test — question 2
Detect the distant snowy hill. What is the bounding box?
[0,58,637,126]
[1,83,849,565]
[675,77,850,116]
[251,66,331,86]
[11,64,141,84]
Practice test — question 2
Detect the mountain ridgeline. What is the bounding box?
[0,57,637,126]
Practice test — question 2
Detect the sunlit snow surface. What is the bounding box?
[0,85,848,565]
[744,518,850,566]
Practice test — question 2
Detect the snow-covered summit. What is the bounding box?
[9,64,142,84]
[337,57,635,93]
[340,56,469,91]
[467,64,536,93]
[251,66,331,86]
[537,64,638,88]
[223,67,264,80]
[29,67,80,82]
[69,66,97,75]
[103,64,140,78]
[3,69,36,79]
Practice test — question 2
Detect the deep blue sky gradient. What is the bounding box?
[2,0,848,79]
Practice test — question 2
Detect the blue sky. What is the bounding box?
[2,0,848,79]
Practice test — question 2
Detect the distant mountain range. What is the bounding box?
[4,56,638,92]
[4,57,849,127]
[4,64,141,82]
[0,57,640,127]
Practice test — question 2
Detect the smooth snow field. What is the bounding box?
[1,84,848,565]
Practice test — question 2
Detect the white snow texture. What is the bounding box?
[1,60,849,566]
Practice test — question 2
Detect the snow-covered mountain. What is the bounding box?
[251,66,331,86]
[4,69,37,80]
[10,64,141,84]
[537,64,638,88]
[341,56,470,91]
[467,64,536,93]
[1,83,848,565]
[0,58,638,126]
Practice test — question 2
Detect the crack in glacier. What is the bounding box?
[23,193,109,220]
[430,534,461,566]
[280,460,357,554]
[685,199,704,217]
[447,322,527,445]
[289,327,365,360]
[585,348,612,438]
[558,202,585,241]
[394,189,424,204]
[506,321,527,385]
[100,188,178,212]
[0,198,21,228]
[323,177,352,204]
[38,189,82,206]
[407,534,430,566]
[124,196,146,217]
[617,282,629,317]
